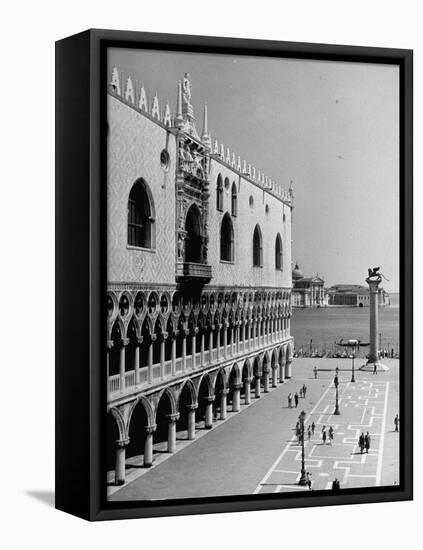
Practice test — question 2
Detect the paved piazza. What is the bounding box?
[110,358,399,501]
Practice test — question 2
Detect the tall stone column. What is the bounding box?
[216,325,221,360]
[171,332,176,375]
[200,331,205,366]
[208,326,213,364]
[244,378,251,404]
[187,404,197,440]
[223,322,228,358]
[220,389,228,420]
[279,357,286,383]
[119,338,129,392]
[134,337,141,384]
[285,358,292,379]
[159,332,167,379]
[204,396,215,429]
[167,413,180,453]
[143,425,156,467]
[106,340,113,397]
[191,328,197,368]
[360,272,388,371]
[271,367,278,387]
[147,335,155,384]
[115,439,129,485]
[263,371,270,393]
[232,383,242,412]
[182,331,187,372]
[254,375,261,398]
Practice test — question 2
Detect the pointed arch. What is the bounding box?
[185,203,202,262]
[253,224,263,267]
[127,178,155,248]
[275,233,283,270]
[231,181,237,216]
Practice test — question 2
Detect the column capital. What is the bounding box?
[220,388,229,396]
[121,338,130,347]
[233,383,243,390]
[116,438,130,448]
[145,424,157,434]
[157,332,169,343]
[167,413,180,423]
[187,403,198,411]
[203,395,215,403]
[107,340,114,349]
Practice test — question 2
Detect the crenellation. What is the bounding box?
[124,76,135,104]
[151,94,160,120]
[163,102,172,127]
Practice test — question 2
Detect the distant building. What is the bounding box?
[327,284,390,307]
[291,263,327,307]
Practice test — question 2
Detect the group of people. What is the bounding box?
[287,384,307,408]
[358,432,371,453]
[321,425,334,445]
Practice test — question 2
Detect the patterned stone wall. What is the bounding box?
[107,95,177,284]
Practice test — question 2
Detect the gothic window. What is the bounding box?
[185,204,202,263]
[216,174,223,211]
[220,213,234,262]
[127,179,155,248]
[275,233,283,270]
[231,182,237,216]
[253,224,263,267]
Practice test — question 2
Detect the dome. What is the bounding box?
[292,262,304,280]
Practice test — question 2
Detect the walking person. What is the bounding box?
[303,384,307,398]
[359,432,365,454]
[294,392,299,408]
[394,414,399,432]
[331,478,340,492]
[314,366,318,379]
[311,421,315,435]
[322,426,327,445]
[306,471,312,491]
[365,432,371,453]
[307,425,312,440]
[373,363,377,375]
[287,393,292,408]
[299,387,303,398]
[328,426,334,445]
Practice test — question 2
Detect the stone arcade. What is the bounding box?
[106,69,294,486]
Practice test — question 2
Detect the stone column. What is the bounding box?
[171,332,176,375]
[106,340,113,397]
[119,338,129,392]
[271,367,277,387]
[279,357,286,383]
[134,337,141,384]
[361,273,388,371]
[187,404,197,440]
[200,330,205,366]
[263,371,270,393]
[143,425,156,467]
[216,326,221,360]
[241,321,245,351]
[167,413,180,453]
[285,358,292,379]
[244,378,251,404]
[220,389,228,420]
[159,332,167,379]
[208,326,213,364]
[114,439,129,485]
[147,335,155,384]
[223,323,228,358]
[182,331,187,372]
[254,375,261,398]
[204,396,215,429]
[232,383,242,412]
[191,328,197,368]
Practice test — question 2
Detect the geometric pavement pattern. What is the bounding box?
[255,379,397,493]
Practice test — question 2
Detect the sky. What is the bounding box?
[108,48,399,292]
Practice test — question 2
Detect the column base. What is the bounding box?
[143,461,153,468]
[115,479,125,486]
[359,362,389,372]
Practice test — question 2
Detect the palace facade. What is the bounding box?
[106,69,294,489]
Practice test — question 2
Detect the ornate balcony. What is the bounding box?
[176,262,212,283]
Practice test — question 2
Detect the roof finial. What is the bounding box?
[201,103,211,149]
[175,80,184,129]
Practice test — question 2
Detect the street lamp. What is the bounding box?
[351,347,356,383]
[298,410,307,486]
[334,374,340,415]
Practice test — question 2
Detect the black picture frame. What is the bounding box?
[55,28,413,521]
